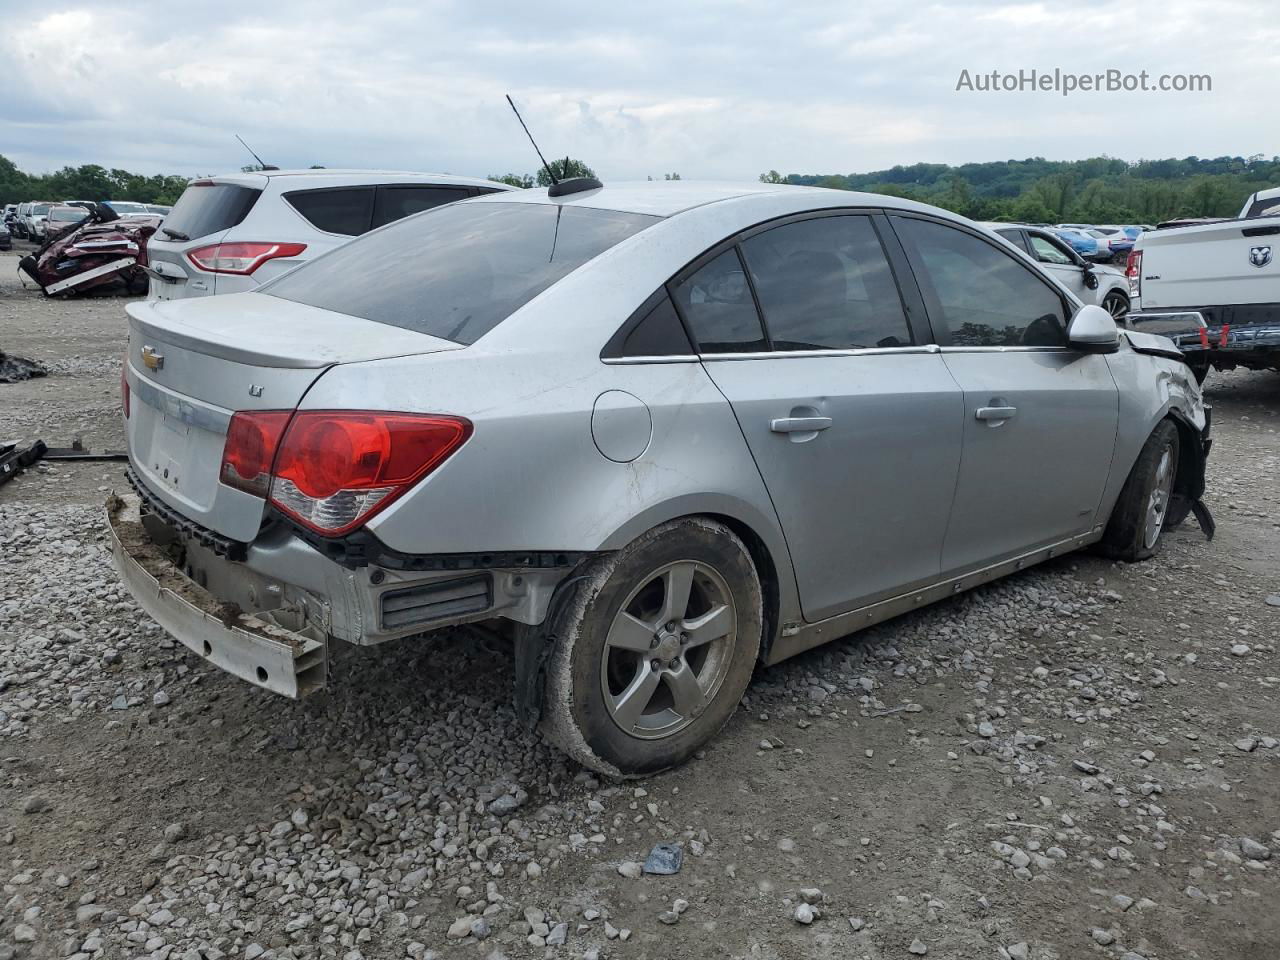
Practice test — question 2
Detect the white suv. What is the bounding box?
[983,222,1131,319]
[144,170,514,300]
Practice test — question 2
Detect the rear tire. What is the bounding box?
[1099,420,1180,562]
[541,517,762,777]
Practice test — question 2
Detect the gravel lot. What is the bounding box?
[2,242,1278,960]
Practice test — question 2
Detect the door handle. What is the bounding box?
[975,406,1017,421]
[770,416,833,433]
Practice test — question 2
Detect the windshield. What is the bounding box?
[32,204,50,216]
[108,201,148,213]
[49,208,86,221]
[266,201,660,345]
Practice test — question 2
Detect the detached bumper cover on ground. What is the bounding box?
[106,491,327,698]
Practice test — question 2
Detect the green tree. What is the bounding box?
[758,170,788,184]
[536,158,595,187]
[490,173,535,188]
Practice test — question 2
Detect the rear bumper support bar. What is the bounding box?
[107,491,327,698]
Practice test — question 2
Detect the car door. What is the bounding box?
[1025,230,1093,301]
[890,214,1119,574]
[674,212,964,622]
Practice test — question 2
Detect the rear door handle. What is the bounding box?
[770,416,833,433]
[975,406,1017,421]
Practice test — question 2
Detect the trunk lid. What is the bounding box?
[125,293,464,542]
[1137,219,1280,309]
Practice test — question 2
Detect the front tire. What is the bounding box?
[1099,420,1180,562]
[541,518,762,777]
[1102,290,1129,321]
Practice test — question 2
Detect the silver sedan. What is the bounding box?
[109,181,1211,776]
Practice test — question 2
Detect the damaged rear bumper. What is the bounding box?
[107,491,328,698]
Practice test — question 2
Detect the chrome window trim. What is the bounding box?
[938,345,1070,354]
[698,344,940,362]
[601,354,700,365]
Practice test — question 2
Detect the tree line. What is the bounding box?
[0,155,190,207]
[6,152,1277,223]
[760,155,1280,223]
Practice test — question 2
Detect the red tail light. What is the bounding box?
[218,410,471,536]
[1125,249,1142,297]
[221,411,291,497]
[187,241,307,275]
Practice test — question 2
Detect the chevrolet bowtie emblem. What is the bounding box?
[141,345,164,371]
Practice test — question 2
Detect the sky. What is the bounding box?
[0,0,1274,182]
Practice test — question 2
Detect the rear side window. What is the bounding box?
[739,215,912,350]
[163,183,262,241]
[671,250,767,353]
[265,202,659,345]
[1247,198,1280,218]
[286,187,375,236]
[372,186,471,229]
[894,217,1068,348]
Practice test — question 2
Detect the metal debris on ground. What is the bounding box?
[0,352,48,383]
[643,842,684,875]
[0,440,48,487]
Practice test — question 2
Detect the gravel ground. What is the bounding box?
[2,243,1279,960]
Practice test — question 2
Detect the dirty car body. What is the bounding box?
[109,182,1212,775]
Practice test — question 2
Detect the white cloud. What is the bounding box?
[0,0,1269,182]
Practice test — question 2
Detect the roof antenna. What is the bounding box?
[505,95,558,185]
[235,134,278,171]
[504,95,603,197]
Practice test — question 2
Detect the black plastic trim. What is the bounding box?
[127,467,248,561]
[265,505,592,572]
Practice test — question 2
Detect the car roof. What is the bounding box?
[200,169,515,191]
[463,180,942,218]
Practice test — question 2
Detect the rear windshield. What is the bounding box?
[162,182,262,240]
[265,201,660,344]
[49,208,86,221]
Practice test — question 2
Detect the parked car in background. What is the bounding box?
[1085,227,1135,262]
[3,204,16,229]
[984,222,1130,318]
[144,169,514,301]
[41,204,91,240]
[1238,186,1280,219]
[104,200,154,218]
[0,220,10,251]
[12,202,31,238]
[1127,211,1280,381]
[1050,228,1104,259]
[109,181,1211,776]
[23,202,53,242]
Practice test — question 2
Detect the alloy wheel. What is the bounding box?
[1143,447,1174,549]
[600,560,737,740]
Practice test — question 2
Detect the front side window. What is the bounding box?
[1247,198,1280,219]
[895,217,1067,348]
[1028,233,1073,265]
[266,202,658,345]
[671,249,767,354]
[739,215,912,350]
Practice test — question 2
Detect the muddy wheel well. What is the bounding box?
[704,513,781,664]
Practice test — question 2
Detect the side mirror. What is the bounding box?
[1082,267,1100,290]
[1068,304,1119,353]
